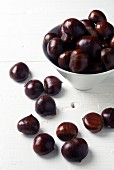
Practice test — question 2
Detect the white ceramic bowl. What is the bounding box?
[43,26,114,90]
[45,56,114,90]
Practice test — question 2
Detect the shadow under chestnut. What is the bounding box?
[71,149,93,166]
[95,126,114,137]
[40,107,60,120]
[53,87,66,99]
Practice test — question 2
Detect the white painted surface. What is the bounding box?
[0,0,114,170]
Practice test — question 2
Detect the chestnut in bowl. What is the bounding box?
[76,36,102,60]
[58,50,72,71]
[81,19,95,28]
[81,19,98,38]
[43,25,114,90]
[69,49,89,73]
[43,25,61,59]
[101,48,114,70]
[62,18,88,41]
[47,37,64,63]
[44,33,58,45]
[88,10,107,24]
[95,20,114,42]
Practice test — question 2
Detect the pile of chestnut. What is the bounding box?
[9,62,62,116]
[9,62,89,162]
[43,10,114,74]
[9,61,114,163]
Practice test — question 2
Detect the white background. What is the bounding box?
[0,0,114,170]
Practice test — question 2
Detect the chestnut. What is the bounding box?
[95,20,114,41]
[101,48,114,70]
[110,36,114,48]
[25,80,43,99]
[61,32,72,43]
[43,25,60,57]
[62,18,88,41]
[101,108,114,128]
[9,62,30,82]
[61,137,88,162]
[81,19,95,28]
[59,25,73,44]
[76,36,102,60]
[47,37,64,62]
[58,50,72,70]
[44,33,58,45]
[88,10,107,24]
[56,122,78,141]
[69,49,89,73]
[81,19,98,38]
[17,114,40,135]
[44,76,62,95]
[86,28,98,38]
[87,61,104,74]
[85,26,98,38]
[35,94,56,116]
[82,112,103,133]
[33,133,55,155]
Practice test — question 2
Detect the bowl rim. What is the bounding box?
[44,52,114,77]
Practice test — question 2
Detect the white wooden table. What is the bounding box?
[0,0,114,170]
